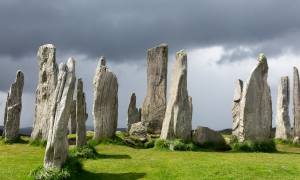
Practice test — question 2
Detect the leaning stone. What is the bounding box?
[275,76,291,140]
[68,100,77,134]
[44,58,76,169]
[127,93,140,131]
[161,50,192,141]
[238,53,272,142]
[76,78,88,147]
[93,57,118,141]
[31,44,58,141]
[293,67,300,138]
[192,126,226,145]
[4,71,24,142]
[141,44,168,134]
[232,79,243,138]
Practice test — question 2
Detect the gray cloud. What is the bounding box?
[1,0,300,61]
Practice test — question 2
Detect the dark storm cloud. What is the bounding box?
[1,0,300,61]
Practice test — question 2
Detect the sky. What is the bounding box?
[1,0,300,130]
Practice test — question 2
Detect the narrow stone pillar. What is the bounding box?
[232,79,243,138]
[293,67,300,139]
[127,93,140,131]
[76,78,88,147]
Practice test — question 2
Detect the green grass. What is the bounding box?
[1,137,300,179]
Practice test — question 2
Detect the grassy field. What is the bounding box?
[1,138,300,180]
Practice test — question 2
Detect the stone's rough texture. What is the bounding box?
[232,79,243,138]
[129,122,147,140]
[192,126,225,145]
[76,78,88,147]
[93,57,118,141]
[4,71,24,141]
[44,58,76,169]
[127,93,140,131]
[68,100,77,134]
[2,93,8,136]
[31,44,58,141]
[161,50,192,141]
[141,44,168,134]
[275,76,292,140]
[293,67,300,138]
[238,53,272,142]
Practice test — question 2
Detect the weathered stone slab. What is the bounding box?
[192,126,225,145]
[232,79,243,138]
[31,44,58,141]
[127,93,140,131]
[238,53,272,142]
[160,50,192,141]
[141,44,168,134]
[68,100,77,134]
[4,71,24,141]
[76,78,88,147]
[129,122,147,141]
[293,67,300,139]
[275,76,291,140]
[44,58,76,169]
[93,57,118,141]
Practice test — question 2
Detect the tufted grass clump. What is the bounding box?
[30,156,82,180]
[29,139,47,147]
[154,139,197,151]
[69,145,99,159]
[154,139,170,150]
[231,140,277,152]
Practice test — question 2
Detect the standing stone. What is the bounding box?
[44,58,76,169]
[160,50,192,141]
[232,79,243,138]
[68,100,77,134]
[3,71,24,141]
[141,44,168,134]
[93,57,118,141]
[293,67,300,139]
[238,53,272,142]
[31,44,58,141]
[76,78,88,147]
[2,93,8,137]
[127,93,140,131]
[275,76,291,140]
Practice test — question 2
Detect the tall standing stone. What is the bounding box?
[76,78,88,147]
[293,67,300,139]
[68,100,77,134]
[93,57,118,141]
[3,71,24,141]
[31,44,58,141]
[275,76,291,140]
[44,58,76,169]
[141,44,168,134]
[127,93,140,131]
[238,53,272,142]
[232,79,243,138]
[160,50,192,141]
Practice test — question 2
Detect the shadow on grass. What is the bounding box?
[77,171,146,180]
[97,154,131,159]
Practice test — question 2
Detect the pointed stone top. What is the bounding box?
[67,57,75,72]
[257,53,267,63]
[40,44,55,49]
[176,49,187,57]
[16,70,24,78]
[233,79,243,102]
[100,56,106,66]
[294,66,299,71]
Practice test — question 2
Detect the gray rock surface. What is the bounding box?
[127,93,140,131]
[192,126,225,145]
[232,79,243,138]
[293,67,300,138]
[238,53,272,142]
[129,122,147,140]
[76,78,88,147]
[275,76,291,140]
[4,71,24,141]
[68,100,77,134]
[93,57,118,141]
[44,58,76,169]
[31,44,58,141]
[141,44,168,134]
[160,50,192,141]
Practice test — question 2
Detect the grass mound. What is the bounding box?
[29,139,47,147]
[30,156,82,180]
[154,139,196,151]
[231,140,277,152]
[69,145,99,159]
